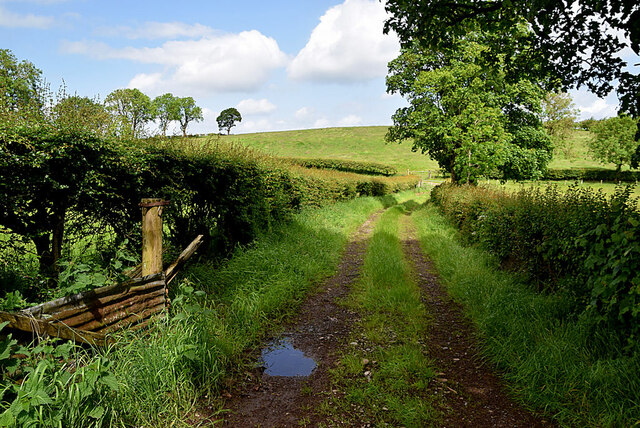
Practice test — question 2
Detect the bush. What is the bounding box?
[286,157,398,176]
[543,168,640,182]
[431,183,640,351]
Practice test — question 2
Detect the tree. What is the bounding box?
[383,0,640,117]
[386,33,552,184]
[153,93,181,136]
[217,108,242,135]
[177,97,203,137]
[53,95,110,136]
[104,88,155,138]
[541,92,578,157]
[588,114,639,172]
[0,123,113,278]
[0,49,46,122]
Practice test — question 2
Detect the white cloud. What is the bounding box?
[337,114,363,126]
[61,30,288,96]
[579,99,618,118]
[294,106,315,120]
[96,22,216,40]
[0,5,54,28]
[236,98,276,115]
[313,118,331,128]
[288,0,399,83]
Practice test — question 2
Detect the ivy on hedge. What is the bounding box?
[431,183,640,352]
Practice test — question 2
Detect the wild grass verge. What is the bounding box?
[323,197,439,427]
[412,203,640,427]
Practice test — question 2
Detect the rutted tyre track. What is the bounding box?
[400,216,553,428]
[222,211,383,427]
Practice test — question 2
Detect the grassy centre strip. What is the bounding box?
[321,198,440,427]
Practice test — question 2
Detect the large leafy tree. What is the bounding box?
[216,108,242,135]
[153,93,181,136]
[588,115,639,172]
[383,0,640,117]
[541,91,579,157]
[177,97,203,137]
[104,88,155,138]
[386,32,552,183]
[0,49,46,122]
[53,95,111,136]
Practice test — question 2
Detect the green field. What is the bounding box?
[217,126,623,174]
[219,126,438,173]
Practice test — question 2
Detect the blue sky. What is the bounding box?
[1,0,637,135]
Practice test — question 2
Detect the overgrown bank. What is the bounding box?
[418,185,640,425]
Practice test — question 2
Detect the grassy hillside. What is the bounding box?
[214,126,628,174]
[219,126,438,173]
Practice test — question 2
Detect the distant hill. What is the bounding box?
[215,126,615,174]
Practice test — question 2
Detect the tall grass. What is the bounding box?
[412,204,640,426]
[325,199,438,427]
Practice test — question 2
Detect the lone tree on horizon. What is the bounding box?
[217,107,242,135]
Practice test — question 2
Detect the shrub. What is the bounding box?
[431,183,640,351]
[286,157,398,176]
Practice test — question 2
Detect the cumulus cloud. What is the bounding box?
[288,0,399,83]
[337,114,363,127]
[236,98,276,115]
[61,30,288,95]
[579,99,618,118]
[96,22,216,40]
[0,5,54,28]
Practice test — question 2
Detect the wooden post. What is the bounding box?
[140,198,168,277]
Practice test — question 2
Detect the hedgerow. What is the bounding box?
[286,157,398,176]
[431,183,640,352]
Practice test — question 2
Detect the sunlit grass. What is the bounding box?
[324,198,439,427]
[412,203,640,426]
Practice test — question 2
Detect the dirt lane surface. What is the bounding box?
[222,211,383,427]
[401,216,553,428]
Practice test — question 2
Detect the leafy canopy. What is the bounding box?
[217,108,242,135]
[588,115,640,172]
[153,93,181,136]
[0,49,46,122]
[177,97,203,137]
[383,0,640,117]
[386,31,552,184]
[104,88,155,138]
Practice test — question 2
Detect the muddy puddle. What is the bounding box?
[260,338,316,376]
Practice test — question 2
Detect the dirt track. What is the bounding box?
[212,207,551,427]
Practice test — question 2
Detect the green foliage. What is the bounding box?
[104,88,155,138]
[0,323,118,427]
[542,168,640,182]
[383,0,639,115]
[216,107,242,135]
[386,31,552,183]
[0,49,46,123]
[152,93,181,136]
[588,114,640,172]
[287,157,397,176]
[431,183,640,350]
[176,96,202,137]
[541,91,578,157]
[52,94,111,137]
[412,204,640,426]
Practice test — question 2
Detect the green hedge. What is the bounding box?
[543,168,640,182]
[1,127,417,285]
[431,183,640,352]
[286,157,398,176]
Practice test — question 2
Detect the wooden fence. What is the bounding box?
[0,199,203,346]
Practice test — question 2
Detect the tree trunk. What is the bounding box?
[51,208,65,279]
